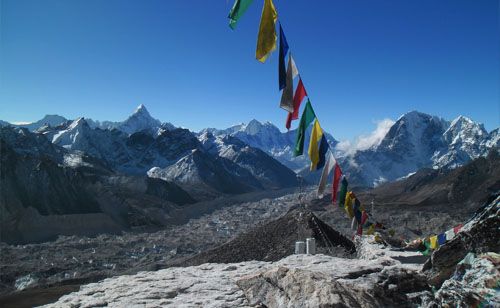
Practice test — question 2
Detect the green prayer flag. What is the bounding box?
[228,0,254,30]
[338,177,348,208]
[293,99,316,156]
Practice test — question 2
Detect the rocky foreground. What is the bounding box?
[44,195,499,308]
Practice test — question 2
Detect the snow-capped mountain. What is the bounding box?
[339,111,499,187]
[87,104,175,135]
[200,119,338,172]
[147,149,259,198]
[198,132,299,189]
[1,115,68,131]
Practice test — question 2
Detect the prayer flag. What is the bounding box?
[290,54,299,78]
[353,198,362,223]
[366,224,375,235]
[256,0,277,63]
[338,176,348,207]
[356,225,363,236]
[293,100,316,156]
[228,0,254,29]
[308,119,323,170]
[422,239,431,256]
[437,233,446,245]
[279,55,294,112]
[361,210,369,225]
[351,217,357,230]
[278,24,289,90]
[331,164,342,203]
[317,152,335,196]
[430,235,439,249]
[286,78,307,129]
[344,191,355,218]
[316,135,329,170]
[453,224,463,234]
[445,229,455,241]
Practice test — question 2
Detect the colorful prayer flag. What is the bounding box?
[286,78,307,129]
[228,0,254,29]
[308,119,323,170]
[366,224,375,235]
[317,152,335,196]
[331,164,342,203]
[437,233,446,245]
[361,210,369,225]
[293,100,316,156]
[279,55,294,112]
[316,135,329,170]
[290,54,298,78]
[353,198,362,223]
[453,224,463,234]
[278,24,289,90]
[338,176,348,207]
[344,191,355,218]
[430,235,439,249]
[445,229,455,241]
[256,0,277,62]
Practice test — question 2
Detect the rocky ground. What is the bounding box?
[41,194,500,308]
[0,188,308,306]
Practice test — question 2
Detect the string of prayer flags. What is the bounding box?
[430,235,439,249]
[317,152,335,196]
[279,54,294,112]
[228,0,254,30]
[316,135,329,170]
[286,78,307,129]
[278,24,289,90]
[437,233,446,245]
[308,119,324,170]
[344,191,355,219]
[293,99,316,156]
[331,164,342,203]
[256,0,277,63]
[338,177,348,207]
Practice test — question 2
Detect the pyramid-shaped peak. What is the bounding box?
[134,104,150,115]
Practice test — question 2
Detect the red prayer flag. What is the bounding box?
[285,78,307,129]
[361,211,369,225]
[453,224,463,234]
[331,164,342,203]
[356,225,363,236]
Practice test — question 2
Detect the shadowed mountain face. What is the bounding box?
[357,150,500,214]
[0,127,198,244]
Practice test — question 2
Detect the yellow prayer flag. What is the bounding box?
[256,0,277,63]
[366,224,375,235]
[308,119,323,170]
[344,191,354,218]
[430,235,439,249]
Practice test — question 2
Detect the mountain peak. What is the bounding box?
[134,104,150,115]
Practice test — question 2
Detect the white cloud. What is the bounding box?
[336,118,395,156]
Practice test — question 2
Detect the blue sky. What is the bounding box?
[1,0,499,140]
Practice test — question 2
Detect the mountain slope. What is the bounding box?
[201,119,338,172]
[339,111,498,187]
[198,132,299,189]
[0,126,198,244]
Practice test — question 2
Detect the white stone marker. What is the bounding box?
[295,241,306,254]
[306,238,316,255]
